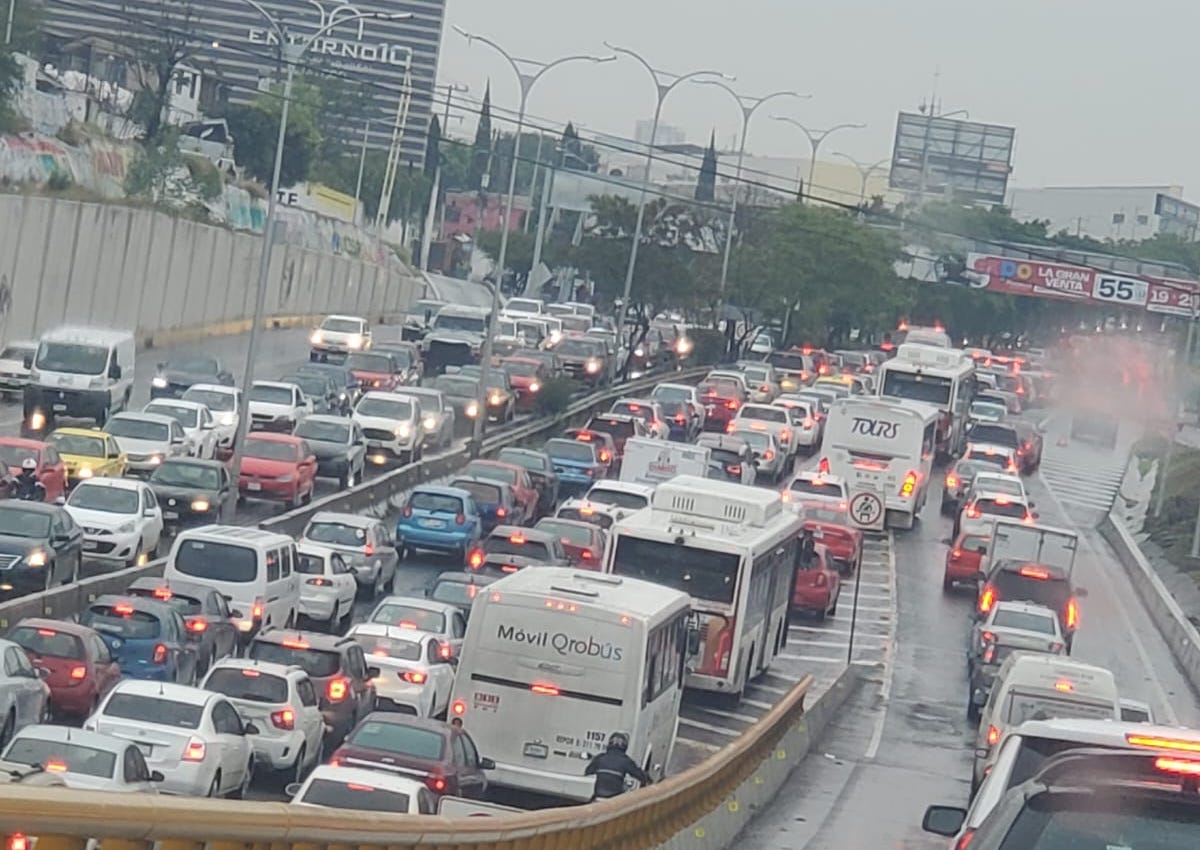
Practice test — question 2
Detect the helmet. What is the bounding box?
[20,458,36,472]
[607,732,629,752]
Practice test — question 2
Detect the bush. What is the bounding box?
[183,154,223,200]
[689,328,726,366]
[536,377,579,415]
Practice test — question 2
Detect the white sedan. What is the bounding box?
[346,624,455,719]
[295,543,358,633]
[105,412,189,476]
[181,384,241,452]
[65,477,164,567]
[85,679,258,798]
[143,399,220,459]
[0,638,50,742]
[3,725,162,793]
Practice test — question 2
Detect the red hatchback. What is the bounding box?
[791,546,841,621]
[500,357,547,411]
[462,460,539,524]
[8,618,120,719]
[801,505,863,576]
[238,433,318,506]
[944,531,990,591]
[698,378,744,432]
[0,437,67,503]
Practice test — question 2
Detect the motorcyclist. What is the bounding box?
[585,732,652,800]
[12,458,44,502]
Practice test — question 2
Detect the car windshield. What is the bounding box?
[243,440,298,462]
[205,668,289,703]
[321,318,361,334]
[450,480,500,505]
[351,634,423,661]
[0,445,36,468]
[102,693,202,729]
[0,508,51,538]
[295,420,350,443]
[586,487,647,510]
[248,642,341,678]
[287,375,329,397]
[81,605,161,639]
[408,492,464,514]
[173,540,258,583]
[557,338,602,357]
[356,398,412,420]
[183,388,235,411]
[145,404,199,428]
[35,342,108,375]
[47,433,104,458]
[545,439,596,463]
[306,521,367,548]
[430,579,487,607]
[611,536,739,605]
[150,462,221,490]
[345,353,393,373]
[434,377,478,397]
[5,738,116,779]
[370,603,446,633]
[502,360,540,377]
[249,385,294,405]
[992,609,1058,634]
[433,313,487,333]
[536,520,593,547]
[106,418,169,442]
[298,778,410,813]
[67,484,139,514]
[347,720,445,759]
[8,626,84,659]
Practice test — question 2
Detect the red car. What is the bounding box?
[791,545,841,621]
[344,351,400,392]
[534,517,607,569]
[944,531,990,591]
[238,433,318,506]
[0,437,67,503]
[698,378,744,432]
[8,618,121,720]
[500,357,548,411]
[802,506,863,576]
[462,459,538,524]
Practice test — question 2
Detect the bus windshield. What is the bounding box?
[610,535,739,605]
[881,371,952,406]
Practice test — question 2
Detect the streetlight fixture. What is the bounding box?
[771,116,866,204]
[455,27,613,447]
[605,43,731,367]
[225,1,411,519]
[832,152,890,205]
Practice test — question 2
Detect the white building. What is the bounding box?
[1008,185,1200,241]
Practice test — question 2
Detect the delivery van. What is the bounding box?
[619,436,710,487]
[23,326,136,436]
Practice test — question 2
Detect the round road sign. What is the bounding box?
[848,491,884,529]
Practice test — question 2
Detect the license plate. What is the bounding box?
[419,518,444,529]
[247,482,262,491]
[523,743,549,759]
[82,540,98,551]
[163,511,179,520]
[52,403,67,412]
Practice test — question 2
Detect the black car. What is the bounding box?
[147,458,231,531]
[426,571,497,620]
[432,375,482,436]
[150,355,234,399]
[495,447,559,515]
[372,341,423,387]
[293,415,367,488]
[125,577,240,671]
[296,363,361,410]
[282,371,343,416]
[0,501,83,594]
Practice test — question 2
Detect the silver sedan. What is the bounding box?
[0,638,50,747]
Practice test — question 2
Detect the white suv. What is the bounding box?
[353,391,421,466]
[200,658,325,784]
[310,315,370,358]
[65,477,164,567]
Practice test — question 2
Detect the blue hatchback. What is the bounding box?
[78,594,199,684]
[446,476,518,534]
[545,437,606,496]
[396,484,483,562]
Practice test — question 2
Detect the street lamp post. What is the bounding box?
[771,117,865,204]
[224,1,410,519]
[455,27,612,447]
[605,43,729,367]
[833,152,890,205]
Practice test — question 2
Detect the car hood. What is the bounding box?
[0,535,46,555]
[427,330,483,345]
[66,506,139,530]
[248,401,295,416]
[355,414,411,430]
[0,358,30,373]
[113,437,169,455]
[150,482,218,501]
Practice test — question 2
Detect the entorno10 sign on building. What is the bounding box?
[43,0,445,163]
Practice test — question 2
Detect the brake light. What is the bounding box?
[802,417,814,428]
[402,505,413,518]
[1154,756,1200,776]
[439,642,452,659]
[818,457,830,474]
[114,603,134,616]
[1127,734,1200,753]
[36,628,56,637]
[455,513,466,526]
[364,542,374,557]
[186,618,208,633]
[424,775,448,793]
[762,450,775,461]
[965,505,981,518]
[1007,461,1019,474]
[10,835,28,850]
[813,572,827,588]
[44,760,67,773]
[818,364,828,375]
[726,400,739,410]
[241,669,261,677]
[69,665,87,680]
[251,598,264,621]
[307,577,331,586]
[152,644,168,664]
[451,699,466,716]
[183,737,206,761]
[1018,566,1049,580]
[900,471,917,497]
[402,671,427,684]
[986,725,1000,746]
[153,587,172,600]
[628,403,640,412]
[995,496,1010,505]
[469,549,484,569]
[727,464,742,476]
[576,431,593,441]
[725,422,736,434]
[531,682,560,696]
[599,450,611,463]
[581,549,593,560]
[327,678,349,701]
[978,585,996,614]
[1066,597,1079,630]
[282,638,310,649]
[1054,679,1074,693]
[949,548,962,560]
[270,707,295,730]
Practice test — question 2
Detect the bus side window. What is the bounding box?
[643,629,660,708]
[675,617,689,685]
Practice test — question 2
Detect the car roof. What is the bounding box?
[590,413,637,424]
[207,657,304,680]
[535,516,599,534]
[696,433,750,450]
[794,471,845,485]
[971,489,1029,503]
[51,427,110,439]
[108,679,214,704]
[467,459,520,472]
[497,447,549,459]
[410,484,473,500]
[589,480,654,496]
[309,511,374,528]
[990,600,1059,618]
[177,524,294,545]
[348,623,439,644]
[433,571,498,586]
[251,380,299,391]
[448,475,512,494]
[14,617,94,637]
[1007,718,1192,748]
[299,414,351,427]
[966,442,1017,456]
[158,457,225,471]
[357,710,454,736]
[253,628,353,650]
[90,594,176,618]
[0,500,58,516]
[145,399,205,411]
[360,391,416,403]
[126,576,213,599]
[488,524,557,543]
[322,314,366,323]
[0,437,48,449]
[372,595,459,616]
[186,383,238,393]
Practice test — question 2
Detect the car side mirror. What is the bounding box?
[218,371,234,386]
[478,756,496,770]
[284,782,302,798]
[35,666,49,680]
[202,422,215,431]
[366,666,381,679]
[144,509,156,518]
[243,722,260,735]
[922,806,967,837]
[150,770,165,782]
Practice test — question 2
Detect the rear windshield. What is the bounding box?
[587,419,633,441]
[243,440,299,462]
[8,626,84,660]
[173,540,258,583]
[741,407,787,423]
[700,380,740,398]
[465,464,515,484]
[611,403,652,421]
[351,634,422,661]
[103,693,202,729]
[557,507,613,529]
[974,498,1028,518]
[992,609,1058,634]
[537,520,593,547]
[545,439,596,463]
[966,450,1013,469]
[306,521,368,548]
[81,606,160,639]
[789,478,843,498]
[298,778,411,813]
[586,488,647,510]
[430,580,486,608]
[1004,692,1115,726]
[484,536,552,561]
[370,603,446,633]
[0,445,37,468]
[345,353,393,373]
[5,739,116,778]
[295,552,328,575]
[498,450,548,472]
[450,480,500,505]
[1007,736,1125,790]
[347,720,445,760]
[205,668,289,703]
[247,642,342,679]
[409,492,465,514]
[710,448,743,466]
[969,424,1019,447]
[127,588,203,616]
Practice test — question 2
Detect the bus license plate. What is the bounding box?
[523,743,548,759]
[163,511,179,520]
[52,403,68,412]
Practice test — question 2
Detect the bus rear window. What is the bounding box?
[610,536,739,605]
[881,371,952,406]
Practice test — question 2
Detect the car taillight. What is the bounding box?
[424,775,448,793]
[271,707,295,730]
[1007,462,1019,474]
[451,699,466,716]
[496,507,507,519]
[726,464,742,476]
[152,644,168,664]
[455,513,466,526]
[599,450,611,463]
[69,665,87,680]
[978,585,996,614]
[183,737,206,761]
[468,549,484,569]
[307,577,331,586]
[802,417,814,428]
[402,505,413,518]
[763,450,775,461]
[900,471,917,497]
[713,622,734,674]
[818,457,830,474]
[581,549,593,560]
[814,572,827,588]
[9,835,28,850]
[439,642,453,659]
[252,598,264,620]
[186,618,208,633]
[949,548,962,561]
[402,671,427,684]
[327,678,349,701]
[725,422,736,433]
[726,400,739,410]
[986,725,1000,746]
[1066,597,1079,630]
[965,505,981,518]
[364,542,374,557]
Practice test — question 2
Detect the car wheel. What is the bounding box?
[829,594,838,617]
[230,759,253,798]
[288,745,307,785]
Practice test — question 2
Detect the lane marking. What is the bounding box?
[678,718,741,737]
[864,530,898,761]
[686,706,760,724]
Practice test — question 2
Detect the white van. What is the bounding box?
[972,653,1119,788]
[163,525,300,637]
[24,326,136,435]
[818,397,939,530]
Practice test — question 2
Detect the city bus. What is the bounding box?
[448,568,691,802]
[604,476,801,698]
[876,342,976,457]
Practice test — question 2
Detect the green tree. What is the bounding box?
[312,148,430,225]
[467,81,492,191]
[695,131,717,202]
[308,71,375,161]
[222,79,322,188]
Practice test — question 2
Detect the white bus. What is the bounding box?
[877,342,976,457]
[448,568,691,802]
[819,397,939,530]
[604,476,801,698]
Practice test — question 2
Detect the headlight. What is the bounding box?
[585,359,601,374]
[549,330,562,344]
[423,416,437,431]
[148,455,162,466]
[347,334,363,349]
[395,423,412,438]
[151,376,168,388]
[276,474,294,482]
[529,381,541,393]
[115,521,136,534]
[676,338,693,355]
[634,347,645,358]
[26,551,45,567]
[219,412,235,426]
[465,401,479,418]
[191,498,210,512]
[77,467,93,479]
[489,392,502,406]
[310,331,323,345]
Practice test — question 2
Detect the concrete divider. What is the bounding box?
[1099,514,1200,698]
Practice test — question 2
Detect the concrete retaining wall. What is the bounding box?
[0,194,422,342]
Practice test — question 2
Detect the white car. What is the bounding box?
[66,477,164,567]
[962,442,1021,476]
[310,314,370,357]
[287,764,436,814]
[555,498,619,531]
[738,364,780,403]
[346,624,455,718]
[201,658,325,785]
[353,391,421,466]
[395,387,455,451]
[731,404,798,457]
[295,542,358,632]
[85,679,258,798]
[956,489,1036,539]
[143,399,219,459]
[651,383,705,434]
[0,638,50,738]
[366,597,467,659]
[583,480,654,514]
[182,384,241,452]
[748,332,774,356]
[0,341,36,396]
[772,398,821,450]
[969,471,1027,502]
[248,381,312,433]
[731,427,786,484]
[502,297,545,317]
[783,471,848,512]
[3,725,162,793]
[105,412,189,475]
[608,398,668,440]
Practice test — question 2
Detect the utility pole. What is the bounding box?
[353,120,370,224]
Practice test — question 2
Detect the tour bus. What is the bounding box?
[876,342,975,457]
[604,476,801,697]
[448,568,691,802]
[819,397,939,530]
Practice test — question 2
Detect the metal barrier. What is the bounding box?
[0,671,866,849]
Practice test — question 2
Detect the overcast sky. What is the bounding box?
[434,0,1200,197]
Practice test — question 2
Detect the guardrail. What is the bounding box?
[0,366,707,629]
[0,668,861,849]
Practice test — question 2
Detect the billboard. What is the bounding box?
[889,112,1015,204]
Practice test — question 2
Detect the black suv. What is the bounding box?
[246,628,379,747]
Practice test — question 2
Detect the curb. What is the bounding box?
[140,311,409,351]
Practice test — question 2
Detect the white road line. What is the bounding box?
[746,682,790,696]
[687,706,760,724]
[676,738,723,752]
[773,653,849,665]
[678,718,742,737]
[789,625,888,637]
[864,530,898,761]
[740,698,774,711]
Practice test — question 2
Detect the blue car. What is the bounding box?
[545,437,607,496]
[78,594,199,684]
[446,476,518,534]
[396,484,483,563]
